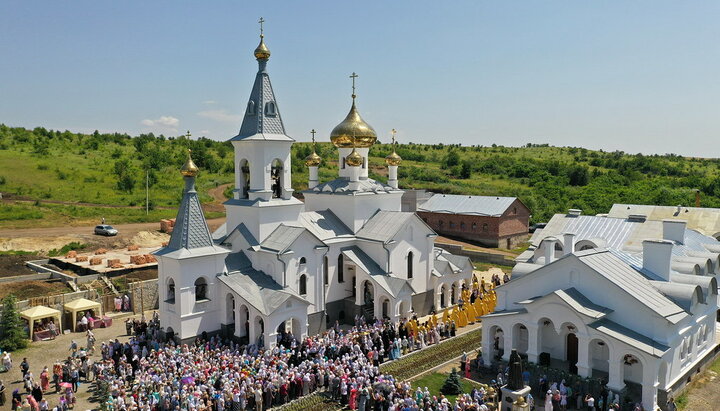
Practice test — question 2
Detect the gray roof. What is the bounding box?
[608,203,720,237]
[518,288,613,319]
[260,225,307,253]
[589,318,670,357]
[577,250,687,323]
[418,194,519,216]
[356,211,419,243]
[231,59,292,142]
[433,248,470,276]
[530,214,638,249]
[309,177,400,195]
[155,179,228,259]
[341,246,414,297]
[297,210,354,242]
[219,252,308,316]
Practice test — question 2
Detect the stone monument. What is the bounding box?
[500,349,532,411]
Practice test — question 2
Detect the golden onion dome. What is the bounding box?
[304,150,322,167]
[254,36,271,60]
[385,150,402,166]
[330,100,377,148]
[181,149,199,177]
[345,148,363,167]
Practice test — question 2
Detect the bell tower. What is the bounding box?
[225,18,303,243]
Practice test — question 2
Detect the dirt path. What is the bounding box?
[204,183,232,213]
[1,194,174,210]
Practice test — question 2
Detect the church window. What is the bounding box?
[299,274,307,295]
[271,159,283,198]
[449,222,455,229]
[299,257,306,267]
[472,222,477,230]
[482,223,488,232]
[460,222,466,230]
[240,160,250,199]
[247,100,256,115]
[265,101,277,116]
[323,256,329,285]
[338,254,344,283]
[167,278,175,303]
[407,251,414,279]
[194,278,208,301]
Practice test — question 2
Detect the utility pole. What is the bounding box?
[146,170,149,215]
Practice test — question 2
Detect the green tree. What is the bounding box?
[0,294,29,351]
[440,368,463,395]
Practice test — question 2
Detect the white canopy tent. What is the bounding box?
[63,298,102,331]
[20,305,62,340]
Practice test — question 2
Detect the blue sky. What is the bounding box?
[1,1,718,156]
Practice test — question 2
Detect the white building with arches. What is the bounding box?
[155,33,473,349]
[482,212,720,410]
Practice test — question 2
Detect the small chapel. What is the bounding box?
[154,29,473,348]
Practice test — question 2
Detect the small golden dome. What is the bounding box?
[385,150,402,166]
[330,100,377,148]
[345,148,363,167]
[304,151,321,167]
[181,149,199,177]
[254,36,271,60]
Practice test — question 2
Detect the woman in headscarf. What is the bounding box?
[39,367,50,393]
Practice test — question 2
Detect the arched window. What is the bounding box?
[265,101,277,116]
[299,274,307,295]
[407,251,414,279]
[271,159,283,198]
[246,100,256,115]
[472,222,477,230]
[338,254,344,283]
[194,278,208,301]
[240,160,250,199]
[323,256,329,285]
[299,257,306,266]
[167,278,175,303]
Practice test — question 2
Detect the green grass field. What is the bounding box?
[411,371,485,404]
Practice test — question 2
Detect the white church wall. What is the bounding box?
[283,231,323,313]
[324,246,354,305]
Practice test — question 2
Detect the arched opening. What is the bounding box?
[271,159,283,198]
[299,256,306,266]
[490,325,505,359]
[225,294,235,325]
[512,323,529,355]
[538,318,561,364]
[265,101,277,116]
[399,301,407,318]
[254,316,265,347]
[194,277,208,301]
[165,326,175,343]
[567,333,579,374]
[323,256,329,285]
[589,339,610,377]
[238,304,249,338]
[276,317,301,348]
[440,285,446,308]
[451,283,457,305]
[381,297,389,319]
[363,281,374,306]
[246,100,256,115]
[337,254,344,283]
[299,274,307,295]
[166,278,175,303]
[407,251,414,279]
[622,353,644,402]
[239,159,250,199]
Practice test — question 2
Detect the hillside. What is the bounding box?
[2,124,720,228]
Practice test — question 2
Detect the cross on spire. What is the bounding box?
[259,17,265,38]
[350,72,358,99]
[186,130,191,139]
[310,129,316,144]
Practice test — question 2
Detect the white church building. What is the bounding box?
[482,210,720,410]
[154,32,473,349]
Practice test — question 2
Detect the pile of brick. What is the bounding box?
[127,245,139,251]
[161,242,169,247]
[95,248,108,255]
[160,218,176,234]
[144,254,157,263]
[89,257,103,265]
[130,255,147,265]
[75,256,88,262]
[111,262,124,269]
[106,258,120,268]
[66,251,78,259]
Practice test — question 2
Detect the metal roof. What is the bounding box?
[231,59,292,142]
[418,194,518,216]
[309,177,400,195]
[589,318,670,357]
[259,225,307,253]
[518,288,613,319]
[530,214,639,249]
[297,210,354,242]
[220,252,309,316]
[608,204,720,237]
[341,246,414,297]
[356,211,418,243]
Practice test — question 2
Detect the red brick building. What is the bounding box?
[416,194,530,248]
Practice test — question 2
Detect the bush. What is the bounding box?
[0,295,29,351]
[440,368,463,395]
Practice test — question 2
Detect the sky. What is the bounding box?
[1,1,719,157]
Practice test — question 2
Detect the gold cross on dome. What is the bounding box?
[310,129,316,144]
[349,72,358,97]
[259,17,265,37]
